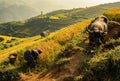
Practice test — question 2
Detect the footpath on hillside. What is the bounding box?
[20,38,89,81]
[20,21,120,81]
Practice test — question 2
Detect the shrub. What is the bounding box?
[0,70,20,81]
[82,46,120,81]
[6,40,12,43]
[4,44,10,48]
[14,42,20,45]
[0,37,4,42]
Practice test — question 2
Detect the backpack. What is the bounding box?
[24,50,33,62]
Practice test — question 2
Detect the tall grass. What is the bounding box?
[103,8,120,21]
[0,20,90,81]
[6,20,90,72]
[82,43,120,81]
[30,20,91,70]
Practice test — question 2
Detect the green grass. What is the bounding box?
[0,2,120,37]
[103,8,120,21]
[0,35,42,63]
[0,20,90,76]
[0,5,120,80]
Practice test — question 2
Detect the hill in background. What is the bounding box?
[0,0,38,22]
[0,2,120,38]
[0,7,120,81]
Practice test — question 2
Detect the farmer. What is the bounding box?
[8,54,18,64]
[86,15,109,46]
[24,49,42,68]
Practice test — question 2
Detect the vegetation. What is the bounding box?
[0,2,120,37]
[103,8,120,21]
[0,20,90,81]
[82,45,120,81]
[0,3,120,81]
[0,35,23,50]
[16,20,90,70]
[81,8,120,81]
[0,37,4,42]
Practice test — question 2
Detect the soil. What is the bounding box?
[20,21,120,81]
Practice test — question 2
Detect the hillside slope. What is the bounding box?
[46,2,120,19]
[0,2,120,37]
[0,8,120,81]
[0,20,91,81]
[20,8,120,81]
[20,20,120,81]
[37,8,120,81]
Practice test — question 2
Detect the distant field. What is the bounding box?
[0,35,42,62]
[0,2,120,38]
[0,35,12,43]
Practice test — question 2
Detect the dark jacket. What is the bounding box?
[24,49,39,62]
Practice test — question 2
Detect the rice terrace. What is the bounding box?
[0,0,120,81]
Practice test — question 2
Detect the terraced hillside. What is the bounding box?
[20,8,120,81]
[0,7,120,81]
[0,19,91,80]
[46,2,120,18]
[0,35,12,43]
[0,2,120,37]
[0,35,42,63]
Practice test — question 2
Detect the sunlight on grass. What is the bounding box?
[103,8,120,21]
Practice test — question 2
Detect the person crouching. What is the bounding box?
[8,54,18,65]
[24,49,42,68]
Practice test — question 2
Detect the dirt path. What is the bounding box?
[19,36,89,81]
[20,21,120,81]
[20,47,87,81]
